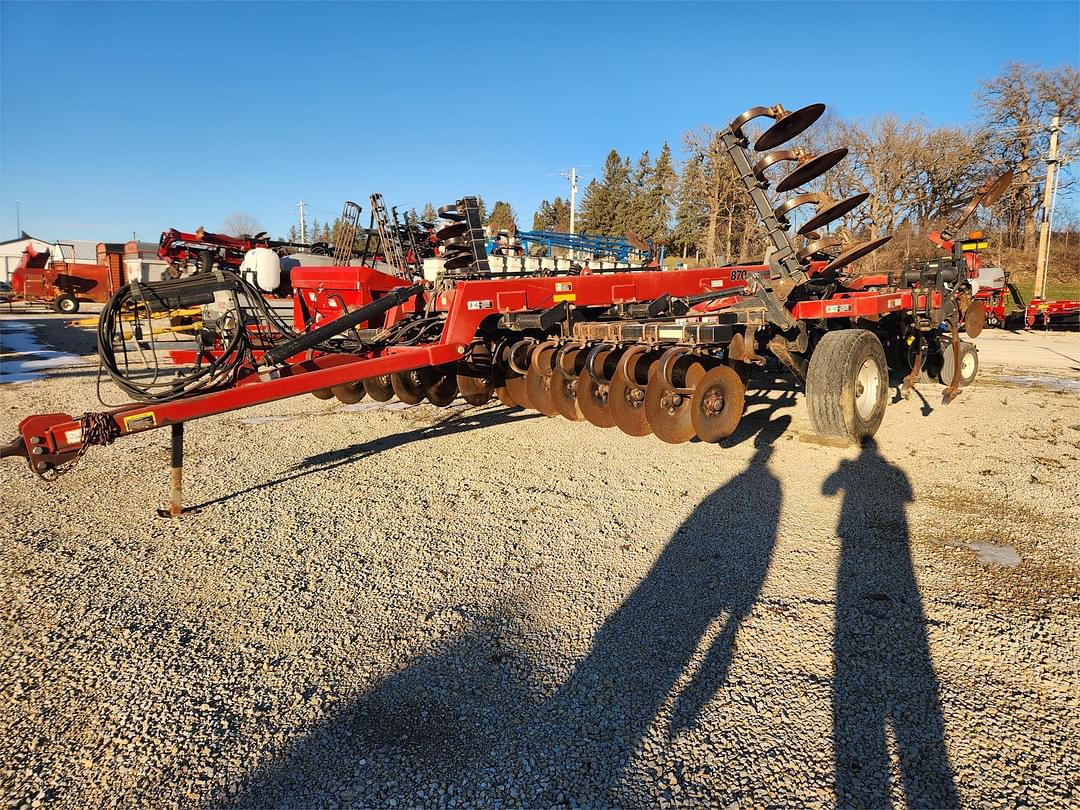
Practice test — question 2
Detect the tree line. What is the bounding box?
[531,61,1078,270]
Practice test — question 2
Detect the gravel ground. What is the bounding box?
[1,313,1078,809]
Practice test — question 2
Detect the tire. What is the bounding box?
[806,329,888,443]
[939,341,978,388]
[54,294,79,314]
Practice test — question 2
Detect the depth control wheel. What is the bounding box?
[939,341,978,388]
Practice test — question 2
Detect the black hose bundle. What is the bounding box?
[96,271,291,403]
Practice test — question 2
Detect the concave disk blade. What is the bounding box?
[312,388,334,400]
[436,222,468,241]
[457,371,494,405]
[332,382,366,404]
[608,352,652,437]
[437,205,464,221]
[822,236,892,273]
[390,370,425,405]
[420,364,458,407]
[505,374,533,410]
[690,365,746,443]
[644,360,705,444]
[776,148,848,192]
[549,348,585,421]
[363,375,394,402]
[525,350,559,417]
[797,193,870,235]
[496,385,518,408]
[981,171,1013,205]
[755,103,826,151]
[964,300,986,338]
[576,349,616,428]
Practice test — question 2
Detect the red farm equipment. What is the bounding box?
[9,242,127,313]
[2,102,992,514]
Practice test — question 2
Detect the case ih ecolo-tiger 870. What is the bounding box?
[1,102,989,515]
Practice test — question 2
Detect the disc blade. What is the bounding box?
[548,347,584,421]
[312,387,334,400]
[363,375,394,402]
[436,222,468,241]
[505,374,533,410]
[775,148,848,192]
[525,356,559,417]
[608,352,652,437]
[576,350,616,428]
[496,384,518,408]
[964,300,986,338]
[457,372,494,406]
[755,103,826,151]
[420,364,458,407]
[822,236,893,273]
[390,370,425,405]
[332,381,366,404]
[690,365,746,443]
[981,171,1013,205]
[797,193,870,235]
[644,360,705,444]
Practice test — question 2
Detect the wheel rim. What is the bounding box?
[960,350,977,380]
[854,357,882,420]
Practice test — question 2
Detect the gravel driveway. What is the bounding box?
[2,315,1078,808]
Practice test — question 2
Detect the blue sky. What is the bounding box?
[1,1,1077,242]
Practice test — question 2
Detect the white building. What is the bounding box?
[0,232,52,284]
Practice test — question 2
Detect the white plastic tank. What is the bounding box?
[240,248,282,292]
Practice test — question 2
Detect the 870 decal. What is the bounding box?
[730,269,748,280]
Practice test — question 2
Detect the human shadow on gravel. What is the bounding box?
[221,414,791,808]
[190,406,540,510]
[823,440,958,808]
[528,414,791,805]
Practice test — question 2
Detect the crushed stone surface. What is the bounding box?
[1,313,1078,809]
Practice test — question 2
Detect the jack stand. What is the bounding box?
[156,422,184,518]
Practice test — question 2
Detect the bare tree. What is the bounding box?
[221,212,263,238]
[976,62,1080,252]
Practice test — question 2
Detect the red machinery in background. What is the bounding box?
[9,242,127,313]
[157,227,316,279]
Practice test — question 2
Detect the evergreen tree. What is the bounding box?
[422,202,437,222]
[484,200,518,233]
[532,196,572,232]
[673,156,708,257]
[308,218,321,244]
[287,224,299,243]
[580,149,631,234]
[627,149,653,237]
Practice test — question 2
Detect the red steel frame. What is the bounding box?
[8,261,940,468]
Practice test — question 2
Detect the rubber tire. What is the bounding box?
[940,341,978,388]
[54,294,79,314]
[806,329,888,443]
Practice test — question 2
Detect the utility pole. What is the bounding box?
[560,168,579,259]
[1034,115,1061,301]
[297,200,307,247]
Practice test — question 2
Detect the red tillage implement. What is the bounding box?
[1,102,979,514]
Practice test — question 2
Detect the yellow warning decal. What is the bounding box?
[122,411,157,432]
[553,293,577,303]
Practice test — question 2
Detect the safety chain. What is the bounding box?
[32,412,122,481]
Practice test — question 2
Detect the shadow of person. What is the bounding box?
[539,415,791,804]
[823,440,958,808]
